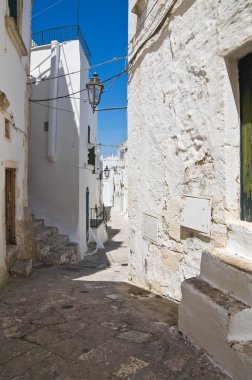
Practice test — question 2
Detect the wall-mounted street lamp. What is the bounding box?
[103,166,110,179]
[86,73,104,112]
[99,165,110,180]
[86,73,127,112]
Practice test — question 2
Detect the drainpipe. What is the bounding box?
[48,40,60,162]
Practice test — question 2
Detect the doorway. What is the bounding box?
[239,53,252,221]
[5,169,16,245]
[86,187,89,242]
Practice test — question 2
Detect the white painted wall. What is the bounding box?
[128,0,252,300]
[102,155,117,207]
[102,145,128,214]
[0,1,32,284]
[29,39,98,257]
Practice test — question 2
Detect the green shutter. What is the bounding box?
[239,53,252,221]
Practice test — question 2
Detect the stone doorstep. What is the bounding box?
[9,258,32,278]
[34,226,58,241]
[201,250,252,306]
[232,341,252,367]
[6,245,19,270]
[39,234,69,256]
[42,243,80,265]
[179,277,252,380]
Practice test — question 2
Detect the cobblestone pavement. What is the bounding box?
[0,209,228,380]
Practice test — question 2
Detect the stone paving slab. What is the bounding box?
[0,265,228,380]
[0,209,228,379]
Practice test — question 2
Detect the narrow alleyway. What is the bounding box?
[0,210,227,380]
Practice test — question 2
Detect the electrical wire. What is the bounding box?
[32,0,65,19]
[29,68,127,102]
[96,107,127,112]
[128,0,159,45]
[128,0,177,65]
[98,143,124,148]
[30,100,74,113]
[29,56,127,83]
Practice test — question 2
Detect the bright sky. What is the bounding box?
[32,0,128,157]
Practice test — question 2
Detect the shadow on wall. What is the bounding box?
[28,53,79,239]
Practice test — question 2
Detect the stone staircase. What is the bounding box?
[178,250,252,380]
[32,217,80,265]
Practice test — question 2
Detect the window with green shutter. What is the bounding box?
[239,53,252,222]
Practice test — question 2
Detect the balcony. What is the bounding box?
[32,25,91,63]
[90,205,105,228]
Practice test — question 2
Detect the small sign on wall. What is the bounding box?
[181,195,211,235]
[143,213,159,243]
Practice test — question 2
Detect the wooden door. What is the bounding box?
[239,53,252,222]
[5,169,16,244]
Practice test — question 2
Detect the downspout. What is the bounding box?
[48,40,60,161]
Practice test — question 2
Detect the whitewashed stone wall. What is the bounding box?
[128,0,252,300]
[29,40,98,257]
[102,155,118,207]
[0,1,33,285]
[102,145,128,214]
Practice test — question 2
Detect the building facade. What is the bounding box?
[128,0,252,377]
[0,0,34,285]
[29,28,106,257]
[102,142,128,214]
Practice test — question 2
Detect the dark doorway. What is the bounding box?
[5,169,16,245]
[86,187,89,242]
[239,53,252,221]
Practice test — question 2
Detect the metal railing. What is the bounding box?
[32,25,91,63]
[90,204,105,228]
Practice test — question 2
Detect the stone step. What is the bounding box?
[178,277,252,380]
[38,234,69,257]
[6,245,19,271]
[32,218,44,228]
[42,242,80,265]
[201,250,252,306]
[232,341,252,379]
[34,225,58,241]
[9,258,32,277]
[227,221,252,260]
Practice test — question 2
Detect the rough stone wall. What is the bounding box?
[128,0,252,300]
[0,1,35,286]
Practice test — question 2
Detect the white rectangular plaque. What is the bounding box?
[181,195,211,235]
[143,213,158,243]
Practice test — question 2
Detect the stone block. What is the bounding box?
[201,250,252,306]
[10,258,32,277]
[178,277,252,380]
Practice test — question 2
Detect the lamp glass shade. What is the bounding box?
[86,73,104,110]
[104,166,110,179]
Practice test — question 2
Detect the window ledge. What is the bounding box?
[5,16,28,57]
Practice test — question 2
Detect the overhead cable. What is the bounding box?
[29,69,127,102]
[128,0,177,65]
[29,56,128,83]
[30,100,74,113]
[32,0,65,19]
[128,0,159,45]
